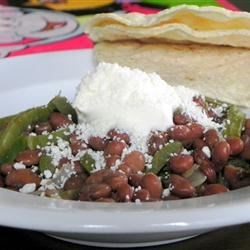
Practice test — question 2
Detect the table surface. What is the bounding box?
[1,0,250,249]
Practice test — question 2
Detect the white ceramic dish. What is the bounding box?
[0,50,250,248]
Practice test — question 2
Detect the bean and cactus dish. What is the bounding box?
[0,94,250,203]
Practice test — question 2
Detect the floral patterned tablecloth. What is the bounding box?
[0,0,242,58]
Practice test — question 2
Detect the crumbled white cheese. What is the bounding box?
[134,186,142,192]
[202,146,211,158]
[52,163,76,189]
[181,149,192,155]
[162,188,171,198]
[19,183,36,193]
[44,137,75,166]
[44,170,52,179]
[31,166,38,173]
[135,199,142,204]
[175,86,221,130]
[29,132,37,137]
[74,63,221,139]
[13,162,26,170]
[48,134,53,140]
[74,62,181,138]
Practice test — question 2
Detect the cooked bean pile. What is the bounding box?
[0,96,250,202]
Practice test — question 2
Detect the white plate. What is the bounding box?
[0,50,250,248]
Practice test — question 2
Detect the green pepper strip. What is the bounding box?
[0,137,26,165]
[25,129,69,150]
[59,190,79,200]
[0,115,15,132]
[205,96,232,107]
[148,141,183,174]
[223,105,246,138]
[80,153,95,174]
[228,158,250,170]
[48,96,78,123]
[0,106,51,166]
[39,155,56,174]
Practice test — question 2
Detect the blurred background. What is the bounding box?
[0,0,249,58]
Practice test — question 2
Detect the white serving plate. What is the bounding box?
[0,50,250,248]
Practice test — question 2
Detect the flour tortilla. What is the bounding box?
[95,41,250,107]
[86,5,250,107]
[85,5,250,48]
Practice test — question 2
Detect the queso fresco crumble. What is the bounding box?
[0,63,249,202]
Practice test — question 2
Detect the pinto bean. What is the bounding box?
[168,125,192,142]
[240,135,250,160]
[58,158,70,169]
[123,151,145,173]
[35,122,52,135]
[193,138,206,150]
[49,112,72,130]
[70,143,85,156]
[116,183,134,202]
[79,185,91,201]
[73,161,83,174]
[203,184,229,196]
[204,129,219,149]
[129,173,144,187]
[187,123,204,140]
[69,134,87,155]
[104,171,128,191]
[79,183,112,201]
[147,131,168,155]
[170,155,194,174]
[226,137,244,155]
[133,189,151,202]
[0,163,14,175]
[6,169,41,187]
[245,119,250,129]
[200,161,216,183]
[206,109,217,119]
[117,163,132,177]
[107,129,130,144]
[140,173,163,199]
[105,154,120,168]
[85,169,112,185]
[64,175,84,191]
[243,128,250,136]
[58,159,84,176]
[231,177,250,189]
[104,141,127,156]
[173,112,190,125]
[88,183,112,200]
[193,149,209,165]
[15,150,41,166]
[88,136,106,151]
[224,165,240,188]
[223,165,250,189]
[193,96,206,108]
[170,174,195,198]
[212,141,230,163]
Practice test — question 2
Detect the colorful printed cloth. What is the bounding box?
[0,0,240,58]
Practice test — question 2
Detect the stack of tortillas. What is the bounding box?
[85,5,250,107]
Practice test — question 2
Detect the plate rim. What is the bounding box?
[0,49,250,235]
